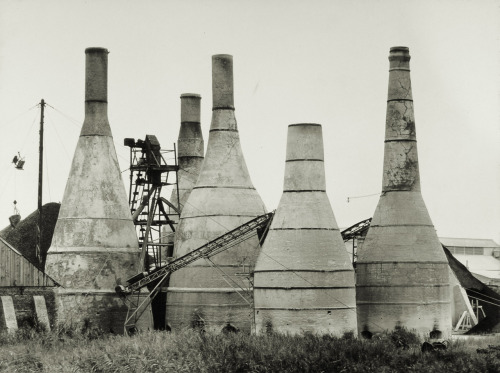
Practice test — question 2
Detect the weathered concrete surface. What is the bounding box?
[45,48,149,333]
[356,47,451,338]
[174,93,204,212]
[51,289,132,333]
[254,124,357,335]
[212,54,234,109]
[33,295,51,331]
[0,296,18,333]
[166,55,266,333]
[164,94,205,256]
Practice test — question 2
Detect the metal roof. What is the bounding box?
[453,254,500,280]
[440,237,500,248]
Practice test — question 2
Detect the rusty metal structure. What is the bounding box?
[125,135,179,270]
[253,123,357,335]
[356,47,452,338]
[123,134,181,330]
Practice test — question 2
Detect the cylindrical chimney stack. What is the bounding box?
[45,48,148,333]
[81,48,111,137]
[85,47,107,102]
[175,93,204,211]
[356,47,451,338]
[163,94,204,258]
[165,54,267,333]
[253,124,357,335]
[212,55,234,109]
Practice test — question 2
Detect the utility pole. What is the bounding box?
[37,99,45,267]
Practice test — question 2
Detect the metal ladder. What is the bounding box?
[116,211,275,334]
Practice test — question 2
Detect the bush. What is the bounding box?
[387,326,421,349]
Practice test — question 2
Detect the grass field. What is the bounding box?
[1,322,500,372]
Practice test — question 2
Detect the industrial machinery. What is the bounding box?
[116,211,274,334]
[116,212,373,334]
[341,218,372,266]
[341,218,371,242]
[124,135,180,270]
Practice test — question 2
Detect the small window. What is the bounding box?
[465,248,475,255]
[473,248,484,255]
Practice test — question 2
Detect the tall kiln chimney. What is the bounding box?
[45,48,146,332]
[253,123,357,335]
[356,47,451,338]
[163,94,204,258]
[173,93,204,213]
[165,55,267,332]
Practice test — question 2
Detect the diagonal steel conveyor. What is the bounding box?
[115,211,274,333]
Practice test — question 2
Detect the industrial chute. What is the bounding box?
[117,214,381,334]
[116,211,275,334]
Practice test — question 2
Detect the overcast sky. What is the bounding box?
[0,0,498,243]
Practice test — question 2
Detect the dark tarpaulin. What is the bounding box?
[443,245,500,334]
[0,202,60,271]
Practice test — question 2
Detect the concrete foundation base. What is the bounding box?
[356,262,451,338]
[166,288,253,333]
[53,288,152,334]
[255,308,357,336]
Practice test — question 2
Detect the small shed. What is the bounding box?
[0,236,59,333]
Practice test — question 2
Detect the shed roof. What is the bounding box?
[440,237,500,249]
[453,254,500,280]
[0,236,59,287]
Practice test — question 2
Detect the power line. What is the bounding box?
[44,145,52,201]
[45,110,71,160]
[18,109,40,155]
[45,103,81,127]
[0,103,38,128]
[347,192,380,203]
